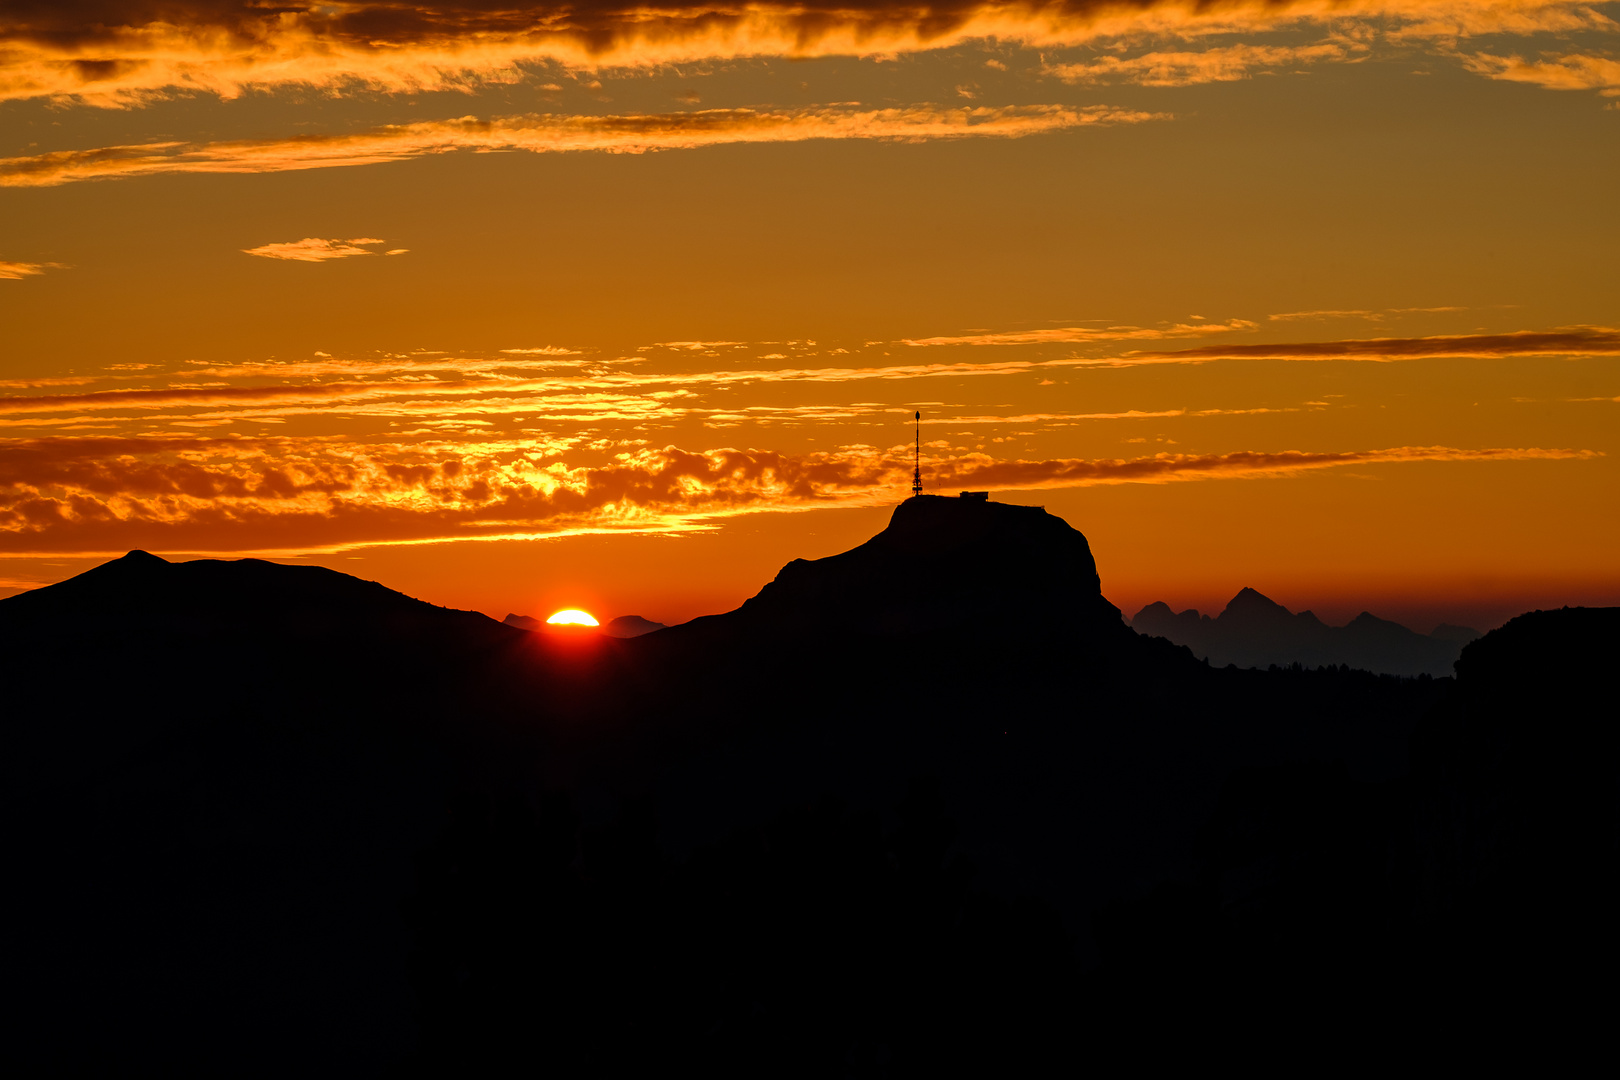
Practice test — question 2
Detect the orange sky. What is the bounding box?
[2,0,1617,633]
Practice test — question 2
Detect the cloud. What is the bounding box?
[0,103,1164,187]
[242,237,393,262]
[1121,327,1620,364]
[1268,309,1383,322]
[0,435,1597,555]
[1460,51,1620,94]
[2,2,1613,106]
[901,319,1256,347]
[1044,42,1360,87]
[3,327,1609,427]
[0,260,60,279]
[929,444,1600,489]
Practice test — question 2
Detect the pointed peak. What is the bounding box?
[1218,587,1294,623]
[119,550,168,565]
[1226,586,1285,610]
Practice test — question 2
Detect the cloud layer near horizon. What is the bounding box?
[0,104,1160,187]
[0,327,1611,425]
[1,0,1613,105]
[0,434,1597,555]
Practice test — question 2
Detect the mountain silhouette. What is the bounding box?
[503,612,664,636]
[702,493,1125,640]
[2,506,1611,1072]
[1132,586,1474,675]
[603,614,666,637]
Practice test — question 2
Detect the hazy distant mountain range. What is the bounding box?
[505,612,667,637]
[2,495,1612,1071]
[1131,587,1479,677]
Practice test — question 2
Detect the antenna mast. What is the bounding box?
[911,410,923,498]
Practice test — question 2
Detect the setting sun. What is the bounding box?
[545,609,599,627]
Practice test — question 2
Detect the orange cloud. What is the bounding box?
[242,237,397,261]
[929,444,1599,489]
[1268,309,1383,321]
[1120,327,1620,364]
[1461,51,1620,94]
[0,103,1163,187]
[0,434,1597,555]
[900,319,1256,347]
[1,327,1608,429]
[4,2,1609,106]
[0,259,59,279]
[1043,41,1360,86]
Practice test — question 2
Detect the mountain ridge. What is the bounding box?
[1132,587,1476,676]
[2,502,1611,1072]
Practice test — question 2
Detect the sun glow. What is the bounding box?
[546,608,599,626]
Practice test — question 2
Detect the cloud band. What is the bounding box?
[0,103,1162,187]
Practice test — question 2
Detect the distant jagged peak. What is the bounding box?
[1131,600,1176,622]
[1218,587,1296,622]
[503,613,542,631]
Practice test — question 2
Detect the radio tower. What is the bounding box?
[911,410,923,498]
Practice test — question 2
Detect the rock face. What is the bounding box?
[1132,586,1472,676]
[708,494,1127,643]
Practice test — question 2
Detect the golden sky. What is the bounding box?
[2,0,1617,632]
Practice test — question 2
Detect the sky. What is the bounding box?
[1,0,1617,634]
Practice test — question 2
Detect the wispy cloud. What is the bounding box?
[901,319,1255,347]
[1044,42,1359,87]
[1268,309,1383,322]
[242,237,402,262]
[1,327,1610,424]
[929,445,1599,489]
[1461,50,1620,95]
[1121,327,1620,364]
[0,104,1164,188]
[0,260,60,280]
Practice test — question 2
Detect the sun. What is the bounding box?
[546,608,599,627]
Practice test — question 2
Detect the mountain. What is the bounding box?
[1131,586,1475,676]
[1092,605,1619,1049]
[503,613,665,636]
[712,492,1126,640]
[603,614,666,637]
[2,504,1610,1071]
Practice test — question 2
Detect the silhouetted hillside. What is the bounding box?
[1132,586,1474,676]
[3,505,1609,1073]
[715,492,1126,640]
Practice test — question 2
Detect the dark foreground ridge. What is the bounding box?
[1133,586,1478,676]
[2,503,1614,1072]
